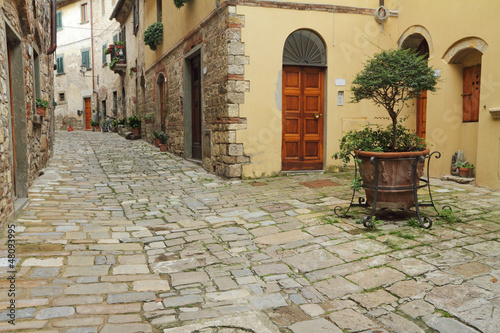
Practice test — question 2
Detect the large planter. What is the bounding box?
[131,127,140,136]
[357,149,430,209]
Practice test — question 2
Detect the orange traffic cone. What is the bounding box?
[68,126,73,132]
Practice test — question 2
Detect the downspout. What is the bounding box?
[47,0,57,54]
[90,0,98,121]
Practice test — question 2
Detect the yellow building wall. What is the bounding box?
[144,0,216,68]
[395,0,500,189]
[238,3,399,177]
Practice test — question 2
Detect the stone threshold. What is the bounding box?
[441,174,475,184]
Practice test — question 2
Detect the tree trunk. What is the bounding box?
[391,116,398,150]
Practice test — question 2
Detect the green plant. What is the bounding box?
[456,161,474,169]
[334,122,426,164]
[36,98,49,109]
[158,132,168,144]
[109,57,121,68]
[438,209,463,224]
[127,115,141,128]
[90,120,99,127]
[144,114,154,121]
[152,131,159,139]
[143,22,163,51]
[115,41,125,46]
[351,48,439,150]
[406,218,420,228]
[117,117,127,125]
[173,0,189,8]
[324,216,339,225]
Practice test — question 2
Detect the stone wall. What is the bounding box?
[0,0,55,226]
[143,4,250,178]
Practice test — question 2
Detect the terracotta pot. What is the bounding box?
[131,127,140,136]
[36,107,46,117]
[154,138,160,147]
[458,167,471,177]
[159,144,167,152]
[357,149,430,209]
[145,119,152,124]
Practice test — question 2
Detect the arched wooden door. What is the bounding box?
[282,29,326,171]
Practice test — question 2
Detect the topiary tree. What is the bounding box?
[351,48,439,150]
[143,22,163,51]
[173,0,189,9]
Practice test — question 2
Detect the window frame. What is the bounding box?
[102,43,107,65]
[56,11,63,30]
[81,49,91,70]
[81,3,89,23]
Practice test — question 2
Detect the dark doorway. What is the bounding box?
[190,55,202,160]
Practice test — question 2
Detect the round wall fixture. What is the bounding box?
[374,6,389,23]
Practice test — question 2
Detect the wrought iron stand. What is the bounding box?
[334,151,451,229]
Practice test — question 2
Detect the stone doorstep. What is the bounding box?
[442,174,475,184]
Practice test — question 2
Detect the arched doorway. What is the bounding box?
[156,73,166,132]
[401,32,431,139]
[282,29,326,171]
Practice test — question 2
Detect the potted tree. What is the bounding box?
[35,98,49,116]
[158,132,168,152]
[456,161,474,177]
[128,115,141,136]
[337,48,439,209]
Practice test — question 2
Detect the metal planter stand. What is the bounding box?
[334,151,451,229]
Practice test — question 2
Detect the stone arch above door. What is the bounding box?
[283,29,326,67]
[398,25,434,58]
[442,37,488,64]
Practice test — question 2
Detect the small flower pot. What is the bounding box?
[159,144,167,152]
[154,138,160,147]
[458,167,471,177]
[132,127,140,136]
[36,107,46,117]
[145,119,152,124]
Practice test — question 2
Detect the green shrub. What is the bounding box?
[143,22,163,51]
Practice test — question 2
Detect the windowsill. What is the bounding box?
[56,72,65,76]
[80,21,89,24]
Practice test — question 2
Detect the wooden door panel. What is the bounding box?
[416,90,427,139]
[191,55,202,160]
[84,98,91,130]
[463,65,481,122]
[282,66,324,171]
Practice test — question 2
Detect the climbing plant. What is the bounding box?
[173,0,189,9]
[143,22,163,51]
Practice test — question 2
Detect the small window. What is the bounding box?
[56,11,63,30]
[102,43,107,65]
[59,92,65,102]
[56,55,64,74]
[157,0,162,22]
[81,3,88,23]
[113,34,118,43]
[81,50,90,69]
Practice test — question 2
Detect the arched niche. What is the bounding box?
[442,37,488,64]
[398,25,434,59]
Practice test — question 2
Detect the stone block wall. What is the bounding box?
[0,0,55,226]
[143,4,250,178]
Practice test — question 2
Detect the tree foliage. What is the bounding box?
[351,49,439,149]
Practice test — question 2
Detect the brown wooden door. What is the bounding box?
[159,78,165,131]
[84,98,92,130]
[282,66,324,171]
[463,65,481,122]
[7,40,17,196]
[191,55,202,160]
[416,90,427,139]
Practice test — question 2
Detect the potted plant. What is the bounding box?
[35,98,49,116]
[143,22,163,51]
[173,0,189,8]
[90,120,99,132]
[152,131,160,147]
[337,48,439,209]
[158,131,168,152]
[128,115,141,136]
[456,161,474,177]
[144,114,154,124]
[115,41,125,48]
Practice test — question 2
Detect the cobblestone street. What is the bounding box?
[1,131,499,333]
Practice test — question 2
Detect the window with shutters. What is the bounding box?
[56,55,64,74]
[81,3,88,23]
[56,11,62,30]
[81,50,90,69]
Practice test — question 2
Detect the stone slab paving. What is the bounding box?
[0,131,499,332]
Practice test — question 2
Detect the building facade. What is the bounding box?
[143,0,500,189]
[1,0,56,225]
[54,0,122,130]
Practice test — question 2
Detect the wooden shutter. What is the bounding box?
[56,11,62,30]
[82,50,90,69]
[57,56,64,74]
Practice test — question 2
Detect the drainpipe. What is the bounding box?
[90,0,98,122]
[47,0,57,54]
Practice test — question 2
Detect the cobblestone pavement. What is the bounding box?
[1,131,499,333]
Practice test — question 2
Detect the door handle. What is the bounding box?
[314,113,321,119]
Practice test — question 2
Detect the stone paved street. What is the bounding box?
[1,131,499,333]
